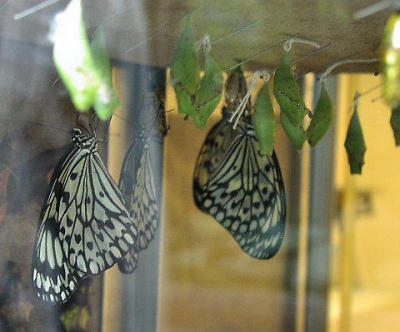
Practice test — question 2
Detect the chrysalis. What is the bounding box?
[170,20,223,128]
[345,102,366,174]
[307,83,333,146]
[274,51,309,149]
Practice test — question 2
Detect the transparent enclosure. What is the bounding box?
[0,1,398,332]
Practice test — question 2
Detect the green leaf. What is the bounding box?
[91,28,119,120]
[344,107,366,174]
[307,84,333,146]
[274,51,310,125]
[253,81,276,155]
[280,111,306,150]
[390,105,400,145]
[170,19,200,98]
[191,51,223,128]
[53,0,97,111]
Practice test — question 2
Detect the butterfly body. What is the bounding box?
[32,128,137,303]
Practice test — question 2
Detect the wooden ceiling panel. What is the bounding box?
[0,0,389,73]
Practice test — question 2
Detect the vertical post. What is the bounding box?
[305,76,336,332]
[103,62,166,332]
[283,75,313,332]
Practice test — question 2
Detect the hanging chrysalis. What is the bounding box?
[253,80,276,156]
[390,105,400,145]
[190,50,224,128]
[274,51,309,149]
[52,0,96,111]
[170,19,200,115]
[345,97,366,174]
[170,20,223,128]
[90,29,120,120]
[306,83,333,146]
[52,0,119,120]
[381,11,400,107]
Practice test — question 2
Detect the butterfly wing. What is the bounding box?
[57,146,137,274]
[193,112,239,210]
[131,143,158,250]
[201,128,286,259]
[118,138,159,273]
[32,219,85,303]
[32,145,85,304]
[118,245,139,274]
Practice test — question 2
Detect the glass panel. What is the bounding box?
[0,39,103,331]
[328,74,400,332]
[157,73,314,332]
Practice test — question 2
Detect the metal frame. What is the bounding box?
[104,62,165,332]
[305,76,337,332]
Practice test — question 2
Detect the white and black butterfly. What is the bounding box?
[117,92,165,274]
[193,108,239,211]
[32,128,138,303]
[193,67,286,259]
[117,134,160,274]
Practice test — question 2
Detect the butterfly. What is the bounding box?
[193,108,239,211]
[117,134,160,274]
[117,92,165,274]
[32,128,138,303]
[193,67,286,259]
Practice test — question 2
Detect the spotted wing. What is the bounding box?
[201,131,286,259]
[32,219,85,304]
[118,140,159,273]
[118,246,139,274]
[193,114,238,210]
[32,146,85,304]
[54,146,137,274]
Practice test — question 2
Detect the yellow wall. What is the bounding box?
[329,74,400,332]
[157,72,296,332]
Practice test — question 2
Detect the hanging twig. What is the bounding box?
[226,33,301,71]
[321,58,380,82]
[283,37,320,52]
